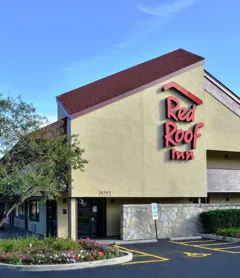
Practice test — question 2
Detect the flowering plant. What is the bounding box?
[0,237,121,265]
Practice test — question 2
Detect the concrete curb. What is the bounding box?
[0,250,132,272]
[170,236,202,241]
[195,233,240,242]
[100,239,158,245]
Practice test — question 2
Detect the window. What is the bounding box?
[200,197,209,204]
[29,201,40,221]
[19,203,25,219]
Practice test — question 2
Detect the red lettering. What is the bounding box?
[176,151,185,160]
[164,94,203,160]
[175,129,184,143]
[171,149,194,160]
[164,122,177,147]
[177,107,187,121]
[186,151,194,160]
[166,97,196,122]
[184,130,193,144]
[192,122,204,149]
[171,148,182,159]
[171,148,176,160]
[166,96,179,121]
[165,121,204,150]
[185,105,196,122]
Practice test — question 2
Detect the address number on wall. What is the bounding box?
[99,190,112,196]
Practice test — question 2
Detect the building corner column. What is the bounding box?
[68,198,77,240]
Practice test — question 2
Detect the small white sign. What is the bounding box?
[92,206,97,213]
[151,203,158,220]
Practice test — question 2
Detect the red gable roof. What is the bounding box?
[37,118,67,139]
[57,48,204,117]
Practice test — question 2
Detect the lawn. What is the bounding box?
[0,236,121,265]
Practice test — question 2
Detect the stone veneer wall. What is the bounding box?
[120,204,240,240]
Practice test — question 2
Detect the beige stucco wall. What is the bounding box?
[207,150,240,169]
[205,93,240,152]
[209,193,240,204]
[57,198,68,238]
[70,65,207,198]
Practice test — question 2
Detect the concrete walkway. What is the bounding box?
[0,224,41,239]
[0,226,156,243]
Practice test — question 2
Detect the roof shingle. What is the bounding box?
[57,48,204,116]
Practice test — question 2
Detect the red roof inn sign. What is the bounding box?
[162,82,204,161]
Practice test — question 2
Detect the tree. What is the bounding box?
[0,95,88,227]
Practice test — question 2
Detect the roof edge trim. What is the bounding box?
[56,99,71,119]
[204,71,240,105]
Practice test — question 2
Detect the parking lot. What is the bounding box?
[170,238,240,254]
[1,239,240,278]
[116,244,169,265]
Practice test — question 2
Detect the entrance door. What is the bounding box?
[46,200,57,237]
[77,198,106,239]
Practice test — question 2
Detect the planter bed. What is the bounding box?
[0,236,131,270]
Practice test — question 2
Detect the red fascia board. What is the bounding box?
[163,81,203,105]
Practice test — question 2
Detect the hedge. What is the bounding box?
[200,209,240,233]
[216,228,240,237]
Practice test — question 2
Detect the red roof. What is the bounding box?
[57,49,204,116]
[37,118,67,139]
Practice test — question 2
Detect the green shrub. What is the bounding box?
[200,209,240,233]
[50,238,79,251]
[0,236,80,253]
[216,228,240,237]
[0,235,42,253]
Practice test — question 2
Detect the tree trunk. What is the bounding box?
[0,216,8,228]
[0,202,19,228]
[0,188,35,228]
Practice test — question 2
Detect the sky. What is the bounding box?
[1,0,240,123]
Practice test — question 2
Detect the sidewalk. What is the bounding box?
[96,238,157,245]
[0,224,40,239]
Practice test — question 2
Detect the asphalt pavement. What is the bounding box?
[1,239,240,278]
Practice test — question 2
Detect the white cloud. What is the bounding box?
[64,0,203,76]
[137,0,202,17]
[114,0,203,49]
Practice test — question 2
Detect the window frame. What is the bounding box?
[29,200,40,222]
[18,202,25,219]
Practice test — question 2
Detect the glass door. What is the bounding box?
[46,200,57,237]
[77,198,105,239]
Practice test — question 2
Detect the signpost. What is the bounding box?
[151,203,158,240]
